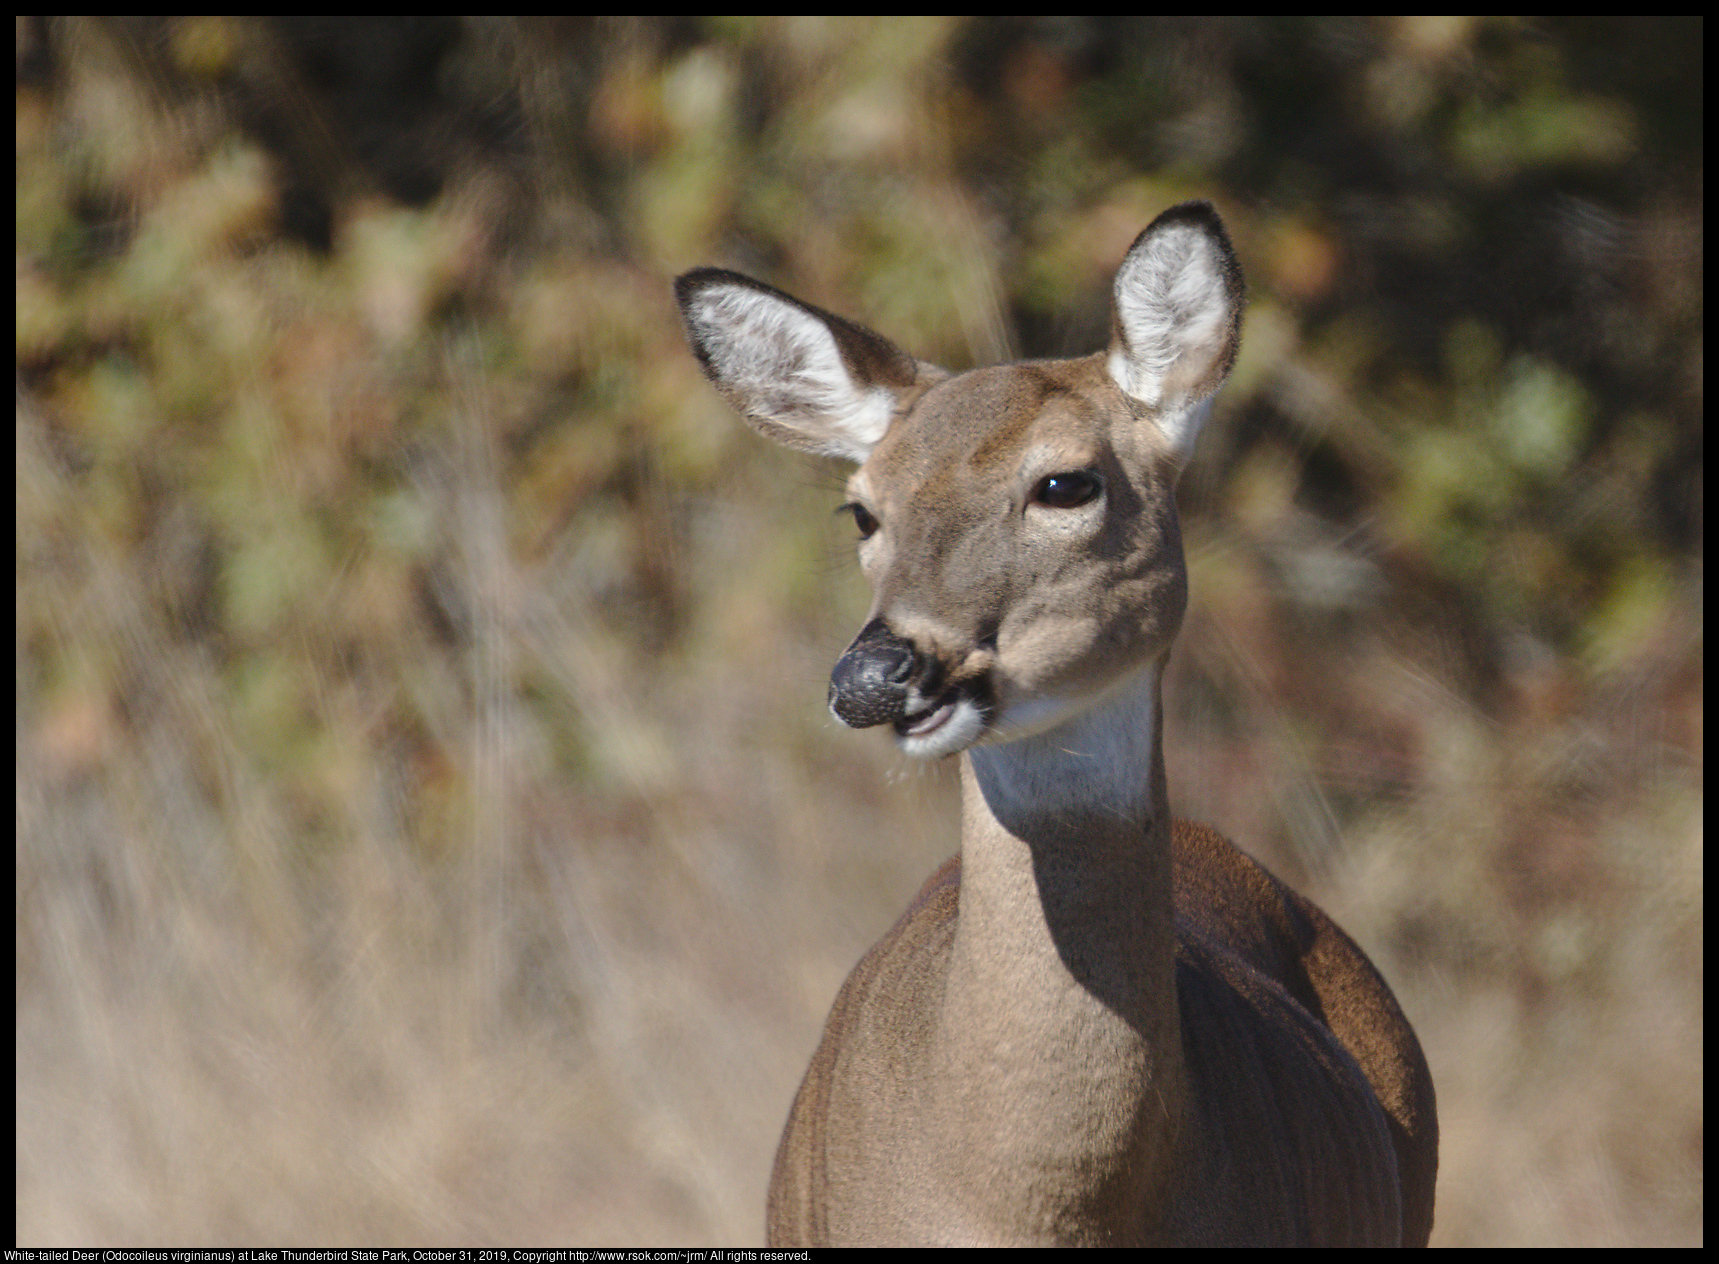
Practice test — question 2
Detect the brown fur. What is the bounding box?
[677,202,1437,1245]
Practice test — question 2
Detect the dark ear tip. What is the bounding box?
[1126,201,1244,308]
[1146,200,1224,235]
[674,267,735,304]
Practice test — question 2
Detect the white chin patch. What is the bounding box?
[896,695,988,760]
[982,691,1085,744]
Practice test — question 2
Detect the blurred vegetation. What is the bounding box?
[16,16,1701,1246]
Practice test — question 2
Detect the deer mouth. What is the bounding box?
[894,678,993,757]
[897,692,961,738]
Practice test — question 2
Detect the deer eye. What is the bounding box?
[839,501,880,539]
[1032,470,1103,509]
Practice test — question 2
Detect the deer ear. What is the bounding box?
[1106,201,1245,464]
[675,269,946,464]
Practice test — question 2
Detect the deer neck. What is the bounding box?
[929,663,1187,1242]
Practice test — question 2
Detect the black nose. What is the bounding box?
[828,619,919,728]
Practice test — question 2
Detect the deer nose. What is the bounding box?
[829,618,919,728]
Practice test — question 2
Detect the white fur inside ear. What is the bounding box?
[686,284,895,461]
[1108,221,1235,438]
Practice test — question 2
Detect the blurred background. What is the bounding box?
[15,17,1701,1246]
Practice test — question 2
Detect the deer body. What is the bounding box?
[676,203,1437,1246]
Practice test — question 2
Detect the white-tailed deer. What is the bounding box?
[676,202,1437,1246]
